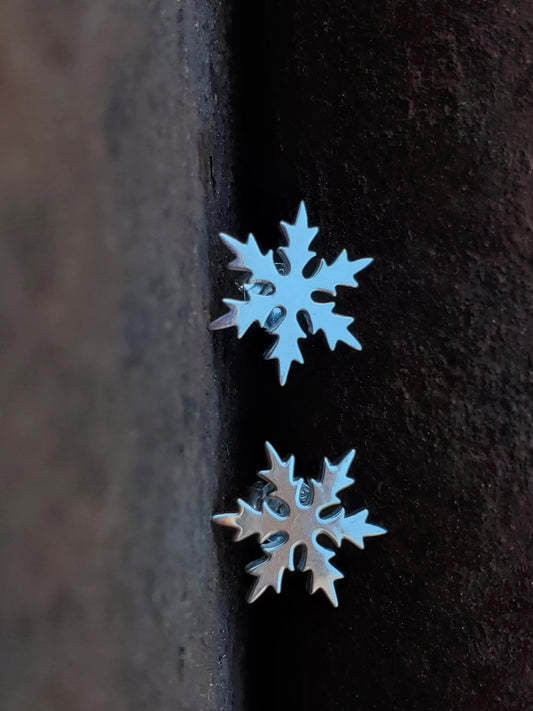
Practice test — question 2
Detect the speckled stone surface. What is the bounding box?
[211,2,533,709]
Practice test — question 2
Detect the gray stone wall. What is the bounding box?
[0,2,241,710]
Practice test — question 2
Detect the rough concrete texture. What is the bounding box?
[0,1,242,710]
[210,1,533,710]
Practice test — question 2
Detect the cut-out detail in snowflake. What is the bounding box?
[210,202,372,384]
[213,442,386,606]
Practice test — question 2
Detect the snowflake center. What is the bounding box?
[267,270,314,313]
[267,489,336,547]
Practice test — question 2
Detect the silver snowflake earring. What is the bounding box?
[213,442,386,606]
[210,203,372,385]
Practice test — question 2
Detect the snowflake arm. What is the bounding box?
[307,251,373,296]
[264,312,306,386]
[259,442,298,506]
[303,536,343,607]
[279,201,318,274]
[212,498,281,543]
[209,232,279,336]
[313,449,356,512]
[219,232,280,285]
[246,541,295,602]
[339,509,387,549]
[306,302,362,351]
[214,294,276,338]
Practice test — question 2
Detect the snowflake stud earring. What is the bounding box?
[213,442,386,606]
[210,203,373,385]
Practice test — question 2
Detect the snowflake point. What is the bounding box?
[358,256,374,271]
[212,510,239,532]
[261,443,297,502]
[263,441,286,468]
[208,300,239,332]
[246,555,285,602]
[247,577,268,603]
[340,447,357,468]
[341,509,387,549]
[272,352,303,386]
[320,450,355,489]
[311,575,340,607]
[279,202,319,252]
[296,200,308,223]
[339,449,355,464]
[218,232,244,263]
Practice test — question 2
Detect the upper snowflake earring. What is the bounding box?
[213,442,386,606]
[210,202,372,385]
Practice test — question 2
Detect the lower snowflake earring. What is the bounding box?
[213,442,386,607]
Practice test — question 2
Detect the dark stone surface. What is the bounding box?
[210,1,533,709]
[110,2,246,709]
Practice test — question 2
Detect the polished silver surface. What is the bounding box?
[210,202,372,385]
[213,443,386,606]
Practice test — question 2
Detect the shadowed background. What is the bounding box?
[1,1,531,710]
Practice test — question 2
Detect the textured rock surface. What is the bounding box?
[212,1,533,710]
